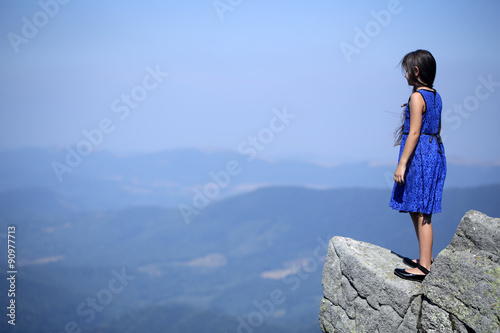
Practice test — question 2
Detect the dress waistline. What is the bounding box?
[403,132,443,154]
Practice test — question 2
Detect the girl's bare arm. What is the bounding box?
[394,92,424,184]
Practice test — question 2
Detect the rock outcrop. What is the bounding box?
[319,210,500,333]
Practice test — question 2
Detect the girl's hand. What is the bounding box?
[394,164,406,186]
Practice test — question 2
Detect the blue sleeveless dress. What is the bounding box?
[389,89,447,214]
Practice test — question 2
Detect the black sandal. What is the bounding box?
[403,257,433,268]
[394,264,429,282]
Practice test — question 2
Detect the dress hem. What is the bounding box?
[389,204,441,215]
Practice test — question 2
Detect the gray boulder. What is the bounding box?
[319,210,500,333]
[422,210,500,332]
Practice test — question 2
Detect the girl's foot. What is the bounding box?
[394,264,430,282]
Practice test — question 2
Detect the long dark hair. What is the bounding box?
[394,50,437,146]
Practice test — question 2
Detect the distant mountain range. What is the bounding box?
[0,182,499,332]
[1,147,499,212]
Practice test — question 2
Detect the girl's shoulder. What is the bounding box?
[408,91,426,112]
[416,88,442,101]
[414,89,442,102]
[409,90,426,102]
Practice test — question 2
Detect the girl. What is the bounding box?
[390,50,446,282]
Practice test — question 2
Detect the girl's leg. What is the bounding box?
[407,212,433,274]
[407,213,420,265]
[410,212,420,241]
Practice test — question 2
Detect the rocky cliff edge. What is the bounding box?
[319,210,500,333]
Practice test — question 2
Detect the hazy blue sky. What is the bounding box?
[1,0,499,164]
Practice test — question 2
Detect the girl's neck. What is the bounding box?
[413,85,435,92]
